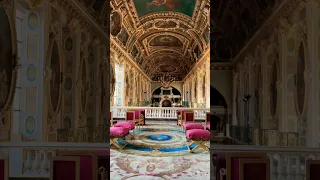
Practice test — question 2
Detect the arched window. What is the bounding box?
[114,63,124,106]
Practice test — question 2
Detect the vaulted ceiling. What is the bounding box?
[210,0,278,62]
[110,0,210,80]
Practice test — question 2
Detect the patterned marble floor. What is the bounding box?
[110,121,210,179]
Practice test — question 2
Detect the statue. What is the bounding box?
[217,119,225,135]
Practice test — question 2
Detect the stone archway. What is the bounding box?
[210,86,227,108]
[159,98,173,107]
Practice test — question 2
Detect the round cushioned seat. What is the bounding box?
[186,129,210,140]
[183,123,204,130]
[114,121,135,130]
[110,127,130,137]
[206,124,210,130]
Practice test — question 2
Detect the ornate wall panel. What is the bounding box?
[0,4,18,138]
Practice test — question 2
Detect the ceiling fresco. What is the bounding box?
[133,0,196,17]
[149,35,183,47]
[110,0,209,80]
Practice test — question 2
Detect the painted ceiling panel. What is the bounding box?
[133,0,196,17]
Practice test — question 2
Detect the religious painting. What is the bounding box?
[296,42,305,115]
[149,35,182,47]
[49,41,61,112]
[131,45,139,59]
[143,23,153,30]
[0,9,13,111]
[81,59,87,112]
[155,20,177,28]
[110,11,122,36]
[117,28,129,46]
[133,0,196,17]
[202,26,209,44]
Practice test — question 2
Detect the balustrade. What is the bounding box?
[211,145,320,180]
[110,106,209,120]
[0,142,108,178]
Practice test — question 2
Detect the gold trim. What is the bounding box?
[57,151,98,180]
[50,156,80,180]
[239,159,270,180]
[226,152,267,180]
[306,160,320,180]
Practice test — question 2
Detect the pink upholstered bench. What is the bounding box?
[186,129,210,152]
[206,124,210,130]
[183,123,204,131]
[110,127,130,149]
[114,121,135,133]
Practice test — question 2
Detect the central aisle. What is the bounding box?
[110,121,210,179]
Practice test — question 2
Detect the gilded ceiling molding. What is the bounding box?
[183,49,209,81]
[232,0,303,66]
[138,29,193,44]
[111,39,151,82]
[139,12,193,28]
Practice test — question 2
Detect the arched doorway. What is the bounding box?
[210,87,228,133]
[152,86,181,106]
[161,99,171,107]
[210,87,227,107]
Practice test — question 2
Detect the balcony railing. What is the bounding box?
[0,142,109,178]
[110,106,209,120]
[210,145,320,180]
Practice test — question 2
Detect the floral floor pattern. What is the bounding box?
[110,121,210,179]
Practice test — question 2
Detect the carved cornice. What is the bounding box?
[111,39,151,82]
[232,0,303,65]
[183,50,209,81]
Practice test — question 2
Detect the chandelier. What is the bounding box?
[158,73,175,89]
